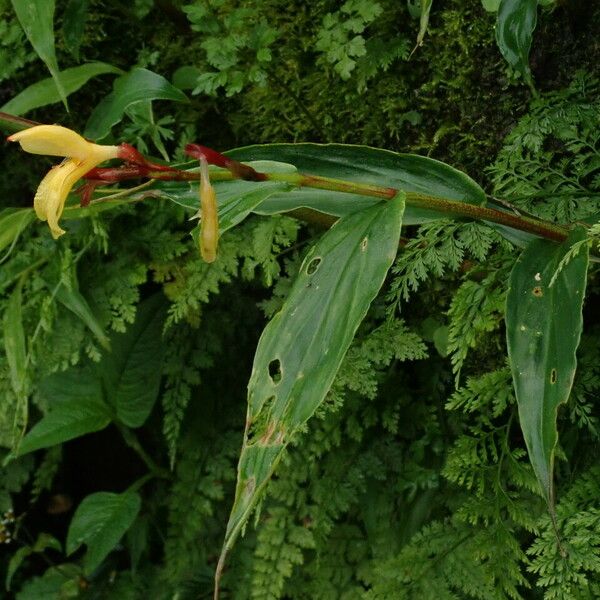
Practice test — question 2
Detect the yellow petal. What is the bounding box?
[33,158,95,239]
[8,125,119,162]
[198,158,219,263]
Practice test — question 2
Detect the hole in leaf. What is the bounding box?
[532,286,543,297]
[361,237,368,252]
[306,257,321,275]
[246,395,276,445]
[550,369,557,384]
[268,359,282,383]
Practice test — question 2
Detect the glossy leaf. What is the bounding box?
[66,491,141,574]
[3,283,26,398]
[1,62,122,116]
[218,194,405,576]
[54,283,110,350]
[495,0,538,90]
[101,294,166,428]
[11,0,67,108]
[84,68,188,141]
[506,228,588,505]
[226,143,486,225]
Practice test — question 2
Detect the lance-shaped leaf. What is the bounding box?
[1,62,122,116]
[217,194,405,586]
[11,0,67,108]
[226,143,486,225]
[506,228,588,506]
[416,0,433,49]
[54,283,110,350]
[85,68,188,141]
[495,0,538,91]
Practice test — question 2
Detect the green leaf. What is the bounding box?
[62,0,89,61]
[495,0,538,91]
[6,534,61,590]
[3,283,27,398]
[6,546,31,591]
[11,0,67,109]
[172,65,203,90]
[218,194,405,578]
[101,294,166,428]
[1,62,122,116]
[159,161,296,232]
[0,209,35,261]
[66,491,141,574]
[84,68,188,141]
[416,0,433,48]
[15,374,111,456]
[226,143,486,225]
[506,228,588,505]
[15,564,81,599]
[54,283,110,350]
[37,366,103,403]
[482,0,501,11]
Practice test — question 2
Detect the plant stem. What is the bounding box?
[117,424,170,480]
[263,172,569,242]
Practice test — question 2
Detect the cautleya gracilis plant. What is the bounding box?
[2,113,592,596]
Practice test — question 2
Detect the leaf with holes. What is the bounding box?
[226,143,486,225]
[495,0,538,90]
[66,491,141,574]
[506,227,588,506]
[217,193,405,583]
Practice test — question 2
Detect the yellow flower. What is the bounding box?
[8,125,120,239]
[197,156,219,263]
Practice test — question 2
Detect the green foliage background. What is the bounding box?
[1,0,599,598]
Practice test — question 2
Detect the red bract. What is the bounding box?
[185,143,267,182]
